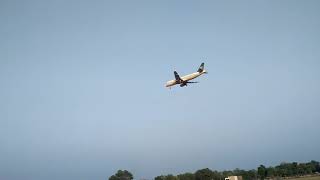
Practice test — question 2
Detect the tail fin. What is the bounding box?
[197,63,204,73]
[174,71,182,81]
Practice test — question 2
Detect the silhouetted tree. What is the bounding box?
[195,168,214,180]
[177,172,195,180]
[266,167,275,178]
[154,174,178,180]
[222,170,234,178]
[154,175,165,180]
[257,165,266,180]
[234,169,257,180]
[109,170,133,180]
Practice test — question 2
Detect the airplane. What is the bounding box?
[165,63,207,88]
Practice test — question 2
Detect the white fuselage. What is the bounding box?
[165,70,207,87]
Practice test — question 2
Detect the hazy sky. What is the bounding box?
[1,0,320,180]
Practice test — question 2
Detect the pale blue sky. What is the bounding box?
[1,0,320,180]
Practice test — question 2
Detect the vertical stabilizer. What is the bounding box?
[197,63,205,72]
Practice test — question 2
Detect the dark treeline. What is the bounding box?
[154,161,320,180]
[108,160,320,180]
